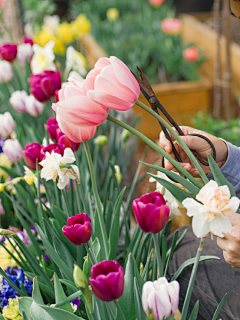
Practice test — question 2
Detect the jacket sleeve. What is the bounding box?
[207,140,240,198]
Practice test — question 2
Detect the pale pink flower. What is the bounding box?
[3,139,23,163]
[0,112,14,138]
[182,180,240,238]
[0,61,13,83]
[142,277,179,320]
[161,18,182,35]
[25,95,44,116]
[83,56,140,111]
[149,0,165,7]
[17,43,33,66]
[9,90,28,113]
[0,199,5,215]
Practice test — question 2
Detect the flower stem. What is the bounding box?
[107,115,202,189]
[153,233,163,277]
[84,243,97,265]
[114,300,127,320]
[135,100,209,184]
[180,237,205,320]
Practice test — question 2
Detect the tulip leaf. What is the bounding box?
[53,291,82,308]
[141,162,201,195]
[108,187,126,260]
[54,273,73,313]
[189,300,199,320]
[133,278,146,320]
[171,255,221,281]
[0,165,19,178]
[207,154,236,197]
[0,314,4,320]
[83,255,90,279]
[212,293,228,320]
[117,253,136,320]
[32,277,44,305]
[18,297,34,319]
[148,173,196,204]
[59,279,79,293]
[141,249,153,282]
[92,237,101,259]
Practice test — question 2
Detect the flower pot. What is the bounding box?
[80,33,213,140]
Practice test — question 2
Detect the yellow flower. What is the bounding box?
[0,183,4,192]
[0,153,12,180]
[106,8,119,22]
[23,166,37,186]
[2,298,23,320]
[114,165,122,185]
[56,22,75,43]
[33,31,65,55]
[71,14,91,39]
[0,242,19,272]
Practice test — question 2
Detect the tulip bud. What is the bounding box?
[56,128,80,152]
[142,277,180,320]
[25,95,44,117]
[93,135,108,147]
[17,43,33,66]
[0,61,13,83]
[0,44,17,62]
[89,260,124,302]
[120,129,131,145]
[161,18,182,35]
[114,165,122,185]
[3,139,22,163]
[183,46,199,62]
[28,70,61,102]
[0,112,15,139]
[132,192,170,234]
[22,142,44,170]
[9,90,28,113]
[44,117,59,141]
[62,213,92,245]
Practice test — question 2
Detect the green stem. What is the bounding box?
[84,244,97,265]
[107,115,202,189]
[135,100,209,184]
[114,300,127,320]
[153,233,163,277]
[180,237,205,320]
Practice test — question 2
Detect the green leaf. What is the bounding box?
[18,297,34,319]
[142,162,200,195]
[53,291,82,308]
[92,237,101,260]
[141,249,153,282]
[207,154,236,196]
[171,255,221,281]
[164,231,178,277]
[133,278,146,320]
[189,300,199,320]
[83,255,90,279]
[32,277,44,305]
[54,273,73,313]
[59,279,79,292]
[212,293,228,320]
[117,253,136,320]
[148,173,196,205]
[0,165,19,178]
[108,187,126,260]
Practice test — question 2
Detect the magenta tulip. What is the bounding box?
[41,143,65,157]
[23,37,34,46]
[56,128,80,152]
[22,142,44,170]
[62,213,92,245]
[44,117,59,141]
[52,77,108,143]
[82,56,140,111]
[0,44,17,62]
[28,70,61,102]
[89,260,124,302]
[132,192,170,234]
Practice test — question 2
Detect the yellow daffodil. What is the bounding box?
[0,241,19,271]
[23,166,37,186]
[0,153,12,180]
[71,14,91,39]
[106,8,119,22]
[2,298,23,320]
[56,22,75,43]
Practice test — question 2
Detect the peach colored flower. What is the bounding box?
[161,18,182,35]
[182,180,240,238]
[149,0,165,7]
[183,46,199,62]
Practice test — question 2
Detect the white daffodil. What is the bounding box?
[65,46,87,78]
[182,180,240,238]
[149,172,181,216]
[31,41,56,74]
[23,166,37,186]
[39,148,80,189]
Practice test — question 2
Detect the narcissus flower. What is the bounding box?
[132,192,170,233]
[161,18,182,35]
[31,41,56,74]
[182,180,240,238]
[65,46,87,77]
[83,56,140,111]
[62,213,92,245]
[142,277,180,320]
[39,147,80,189]
[89,260,124,302]
[183,46,199,62]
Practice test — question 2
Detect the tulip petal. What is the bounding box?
[148,288,172,320]
[147,205,170,234]
[89,278,114,301]
[94,57,110,69]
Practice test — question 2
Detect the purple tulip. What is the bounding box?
[132,192,170,234]
[28,70,61,102]
[89,260,124,302]
[44,117,59,141]
[56,128,80,152]
[62,213,92,245]
[22,142,44,170]
[0,44,17,62]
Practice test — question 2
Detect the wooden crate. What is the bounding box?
[81,33,213,140]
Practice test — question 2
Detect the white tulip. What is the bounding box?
[25,95,44,116]
[0,61,13,83]
[0,112,15,138]
[182,180,240,238]
[9,90,28,113]
[3,139,23,163]
[17,43,33,66]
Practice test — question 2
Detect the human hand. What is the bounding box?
[230,0,240,20]
[159,126,228,176]
[217,213,240,268]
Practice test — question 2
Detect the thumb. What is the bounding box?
[179,135,206,151]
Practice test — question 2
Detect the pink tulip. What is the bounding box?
[25,95,44,116]
[0,112,14,139]
[9,90,28,113]
[183,46,199,62]
[44,117,59,141]
[149,0,165,7]
[82,56,140,111]
[52,77,108,143]
[3,139,22,163]
[0,44,17,62]
[132,192,170,234]
[22,142,44,170]
[161,18,182,35]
